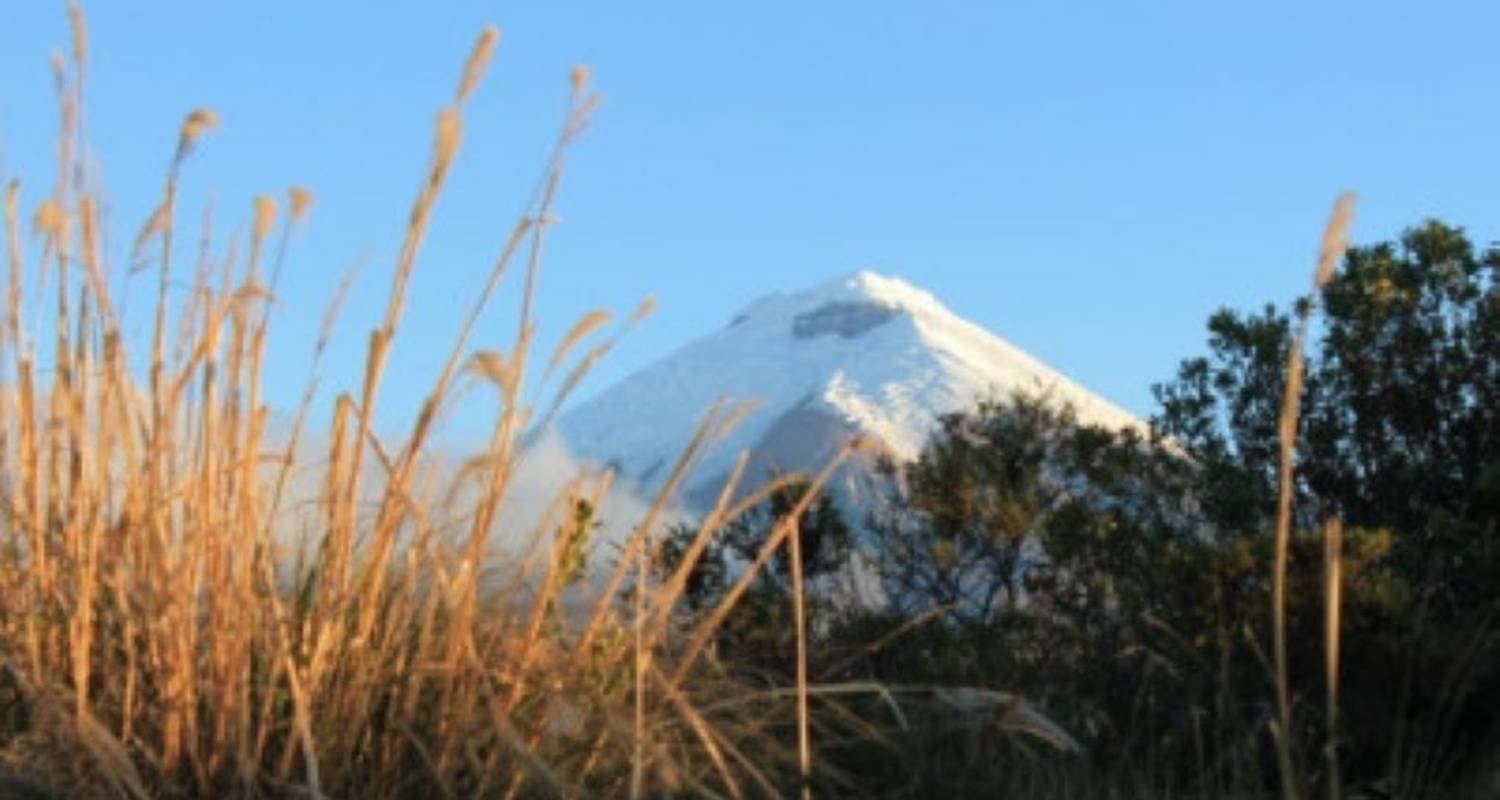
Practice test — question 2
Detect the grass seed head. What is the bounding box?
[252,195,276,242]
[67,2,87,71]
[629,294,657,326]
[178,107,220,153]
[33,199,66,238]
[289,185,313,223]
[456,26,499,103]
[1316,192,1357,289]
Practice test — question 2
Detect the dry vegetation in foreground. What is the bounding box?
[0,11,1076,799]
[7,8,1494,800]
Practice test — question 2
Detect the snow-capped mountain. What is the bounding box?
[559,271,1142,512]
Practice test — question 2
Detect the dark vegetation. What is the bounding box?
[660,220,1500,797]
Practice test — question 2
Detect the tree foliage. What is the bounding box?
[837,219,1500,795]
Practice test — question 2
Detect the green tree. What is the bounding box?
[1154,220,1500,610]
[838,219,1500,795]
[1149,219,1500,791]
[866,394,1071,624]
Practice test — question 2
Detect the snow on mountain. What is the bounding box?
[559,270,1142,511]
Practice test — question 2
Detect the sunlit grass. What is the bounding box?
[0,9,1074,799]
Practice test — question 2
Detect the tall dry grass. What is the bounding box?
[1269,193,1354,800]
[0,10,1074,799]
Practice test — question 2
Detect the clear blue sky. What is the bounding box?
[3,1,1496,441]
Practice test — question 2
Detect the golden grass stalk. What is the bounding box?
[1271,191,1355,800]
[1324,517,1345,800]
[345,26,496,650]
[576,398,741,654]
[4,181,23,349]
[646,451,751,636]
[0,10,982,797]
[547,308,612,378]
[665,442,858,696]
[788,514,813,800]
[456,26,500,104]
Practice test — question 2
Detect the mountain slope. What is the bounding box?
[559,271,1142,510]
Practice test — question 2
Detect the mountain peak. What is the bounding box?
[832,269,939,309]
[729,270,943,336]
[562,270,1140,511]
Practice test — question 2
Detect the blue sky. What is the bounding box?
[2,1,1496,442]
